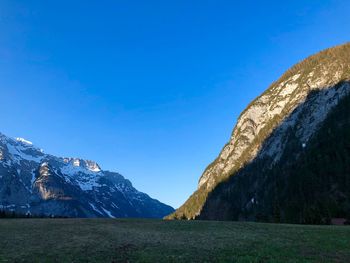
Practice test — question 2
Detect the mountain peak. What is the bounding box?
[63,158,101,172]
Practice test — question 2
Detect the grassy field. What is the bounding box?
[0,219,349,262]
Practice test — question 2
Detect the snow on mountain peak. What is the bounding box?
[16,138,33,146]
[73,159,80,167]
[85,160,101,172]
[63,158,101,173]
[0,130,175,218]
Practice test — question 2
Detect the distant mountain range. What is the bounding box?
[0,133,174,218]
[168,43,350,224]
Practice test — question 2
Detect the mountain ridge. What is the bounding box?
[0,132,174,218]
[168,42,350,221]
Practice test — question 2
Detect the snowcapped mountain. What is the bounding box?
[0,134,174,218]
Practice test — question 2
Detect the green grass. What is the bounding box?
[0,219,349,262]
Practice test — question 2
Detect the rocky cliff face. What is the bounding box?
[168,43,350,221]
[0,135,174,218]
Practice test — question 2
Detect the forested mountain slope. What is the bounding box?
[168,43,350,223]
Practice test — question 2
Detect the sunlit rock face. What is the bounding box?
[169,43,350,220]
[199,59,349,191]
[0,134,174,218]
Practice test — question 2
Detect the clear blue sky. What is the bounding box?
[0,0,349,208]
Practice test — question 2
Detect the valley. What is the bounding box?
[0,219,349,262]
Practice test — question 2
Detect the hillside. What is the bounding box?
[168,43,350,222]
[0,133,174,218]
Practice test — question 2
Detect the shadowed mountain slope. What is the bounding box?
[168,42,350,222]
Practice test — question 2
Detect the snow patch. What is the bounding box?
[61,163,102,191]
[89,202,103,215]
[101,207,115,218]
[73,159,80,167]
[6,143,43,164]
[30,171,37,187]
[111,202,119,209]
[16,138,33,145]
[88,166,101,172]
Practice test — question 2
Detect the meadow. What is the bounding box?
[0,219,349,262]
